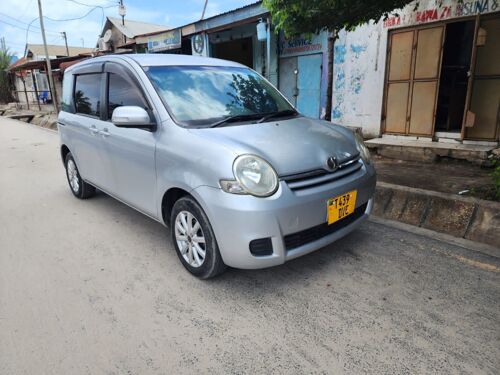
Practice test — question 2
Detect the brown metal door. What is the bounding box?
[465,17,500,140]
[408,26,444,135]
[384,26,444,136]
[384,31,413,133]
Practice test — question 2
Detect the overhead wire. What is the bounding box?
[0,12,58,33]
[21,2,116,47]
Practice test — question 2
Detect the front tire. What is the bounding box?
[65,152,95,199]
[171,196,226,279]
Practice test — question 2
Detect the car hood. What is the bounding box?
[189,117,359,176]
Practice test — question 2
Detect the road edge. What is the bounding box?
[369,216,500,260]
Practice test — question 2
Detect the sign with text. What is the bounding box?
[279,32,326,57]
[383,0,499,28]
[148,29,181,52]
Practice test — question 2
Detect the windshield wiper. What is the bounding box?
[209,114,263,128]
[257,109,298,123]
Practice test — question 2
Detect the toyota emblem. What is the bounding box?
[326,156,338,171]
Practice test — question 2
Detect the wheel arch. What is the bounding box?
[161,187,192,227]
[60,144,71,164]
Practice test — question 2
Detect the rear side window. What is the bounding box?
[108,73,146,119]
[74,74,101,117]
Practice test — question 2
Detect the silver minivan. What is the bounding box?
[58,54,376,278]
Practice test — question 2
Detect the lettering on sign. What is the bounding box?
[279,33,325,57]
[383,0,498,28]
[148,29,182,52]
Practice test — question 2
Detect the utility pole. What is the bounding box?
[61,31,69,56]
[119,0,125,25]
[119,0,126,44]
[37,0,59,112]
[200,0,208,20]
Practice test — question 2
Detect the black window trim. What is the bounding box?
[104,62,157,131]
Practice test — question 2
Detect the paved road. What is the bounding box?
[1,118,499,375]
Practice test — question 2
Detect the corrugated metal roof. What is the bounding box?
[199,1,263,23]
[133,1,264,38]
[107,16,170,39]
[25,44,94,58]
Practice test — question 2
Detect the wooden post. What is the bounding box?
[21,76,30,110]
[31,70,41,111]
[325,32,336,122]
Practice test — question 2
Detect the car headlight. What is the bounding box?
[220,155,278,197]
[354,132,371,164]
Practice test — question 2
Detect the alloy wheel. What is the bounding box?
[174,210,206,268]
[67,159,80,193]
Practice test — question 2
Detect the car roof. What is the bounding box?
[126,54,246,68]
[67,54,247,73]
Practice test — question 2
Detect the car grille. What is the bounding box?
[281,155,363,191]
[284,202,367,251]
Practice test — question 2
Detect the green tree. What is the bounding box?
[74,90,92,115]
[0,38,14,103]
[263,0,416,36]
[226,73,278,115]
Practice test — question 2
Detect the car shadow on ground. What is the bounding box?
[87,189,372,287]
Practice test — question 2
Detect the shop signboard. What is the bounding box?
[279,32,326,57]
[148,29,181,52]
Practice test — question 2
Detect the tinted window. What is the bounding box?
[108,73,146,119]
[61,73,73,113]
[145,66,293,126]
[74,74,101,116]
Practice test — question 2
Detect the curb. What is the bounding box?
[373,182,500,249]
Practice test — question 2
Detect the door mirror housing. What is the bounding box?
[111,106,154,129]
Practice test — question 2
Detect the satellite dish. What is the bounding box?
[102,29,112,43]
[98,38,109,51]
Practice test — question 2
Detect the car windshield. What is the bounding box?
[145,65,295,127]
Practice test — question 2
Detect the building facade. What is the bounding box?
[331,0,499,143]
[146,2,330,119]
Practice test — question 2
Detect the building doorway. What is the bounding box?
[435,20,475,134]
[278,53,322,118]
[212,37,254,68]
[383,14,500,141]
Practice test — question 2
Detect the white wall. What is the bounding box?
[332,22,386,137]
[331,0,500,138]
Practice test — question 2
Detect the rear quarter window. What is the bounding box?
[61,73,73,113]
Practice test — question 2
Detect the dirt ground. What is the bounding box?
[1,119,499,374]
[373,155,497,199]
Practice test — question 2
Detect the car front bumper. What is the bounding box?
[193,163,376,269]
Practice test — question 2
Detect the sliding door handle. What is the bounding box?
[99,128,110,137]
[89,125,99,135]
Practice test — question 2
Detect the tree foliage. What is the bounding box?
[0,38,14,103]
[263,0,417,36]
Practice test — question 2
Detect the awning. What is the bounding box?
[8,53,97,72]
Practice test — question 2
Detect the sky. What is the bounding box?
[0,0,257,57]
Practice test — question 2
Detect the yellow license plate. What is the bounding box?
[327,190,357,225]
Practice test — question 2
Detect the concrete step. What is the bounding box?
[366,137,497,164]
[372,182,500,249]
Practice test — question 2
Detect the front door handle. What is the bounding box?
[89,125,99,135]
[99,128,110,137]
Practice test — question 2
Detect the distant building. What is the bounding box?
[24,44,94,60]
[9,44,96,110]
[97,16,170,53]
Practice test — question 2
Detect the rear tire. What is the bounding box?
[65,152,95,199]
[171,196,226,279]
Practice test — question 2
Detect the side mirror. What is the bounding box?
[111,106,153,128]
